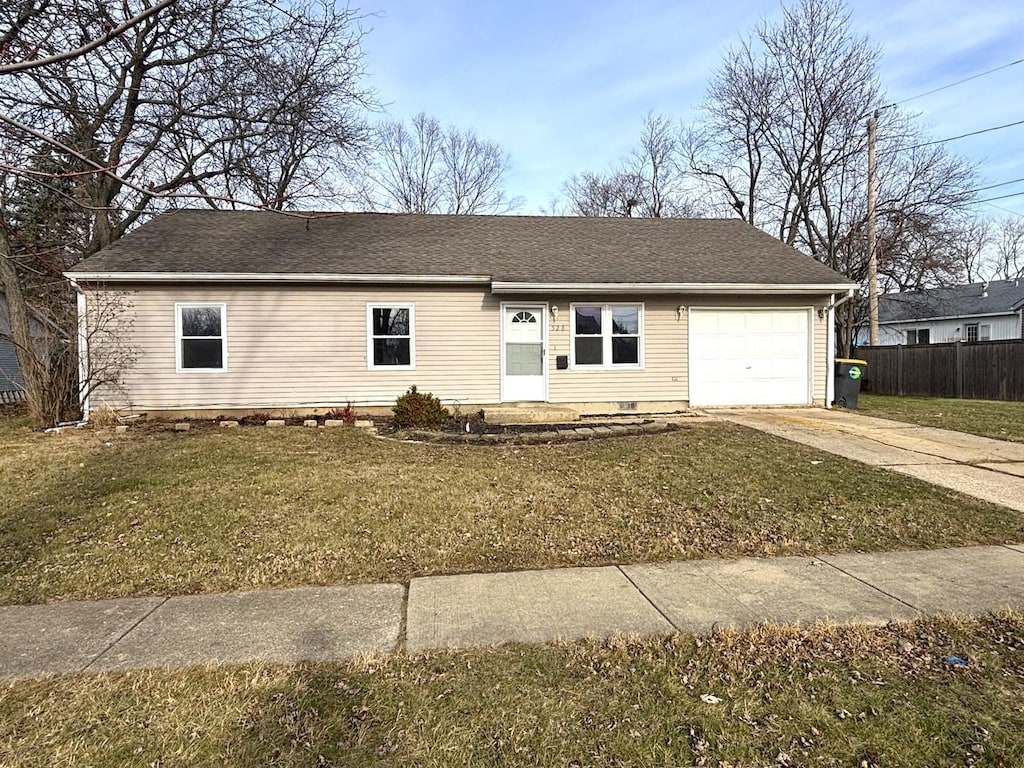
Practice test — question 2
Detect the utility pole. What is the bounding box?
[867,109,880,346]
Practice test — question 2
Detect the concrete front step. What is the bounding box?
[484,404,581,424]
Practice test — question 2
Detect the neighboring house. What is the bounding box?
[66,211,855,418]
[0,293,28,401]
[857,280,1024,346]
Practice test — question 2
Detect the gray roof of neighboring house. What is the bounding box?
[68,210,854,287]
[878,280,1024,323]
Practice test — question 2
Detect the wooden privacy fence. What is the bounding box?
[857,340,1024,401]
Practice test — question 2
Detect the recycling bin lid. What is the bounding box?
[835,358,868,365]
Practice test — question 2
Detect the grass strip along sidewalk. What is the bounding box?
[2,613,1024,766]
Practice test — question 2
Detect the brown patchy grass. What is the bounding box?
[2,411,1023,605]
[859,394,1024,443]
[3,613,1024,767]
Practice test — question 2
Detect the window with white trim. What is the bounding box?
[906,328,929,345]
[367,304,414,369]
[570,303,643,368]
[176,303,227,371]
[964,323,979,342]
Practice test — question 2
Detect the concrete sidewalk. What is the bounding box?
[4,544,1024,681]
[718,408,1024,512]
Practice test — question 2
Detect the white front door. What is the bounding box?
[501,304,547,401]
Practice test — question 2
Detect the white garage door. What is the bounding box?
[689,309,811,406]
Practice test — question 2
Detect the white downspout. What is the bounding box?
[70,279,90,421]
[826,294,836,409]
[824,289,856,409]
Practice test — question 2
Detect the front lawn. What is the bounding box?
[2,613,1023,767]
[859,394,1024,442]
[2,412,1022,605]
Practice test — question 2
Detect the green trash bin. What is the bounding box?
[834,358,867,409]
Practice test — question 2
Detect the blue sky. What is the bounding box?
[358,0,1024,217]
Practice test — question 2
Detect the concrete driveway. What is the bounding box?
[717,408,1024,512]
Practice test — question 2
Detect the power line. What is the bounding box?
[971,176,1024,193]
[970,190,1024,204]
[884,118,1024,154]
[983,203,1024,218]
[876,57,1024,113]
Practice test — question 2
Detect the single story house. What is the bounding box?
[66,211,855,418]
[856,280,1024,346]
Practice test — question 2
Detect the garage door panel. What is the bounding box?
[772,335,808,356]
[771,312,807,332]
[689,309,811,407]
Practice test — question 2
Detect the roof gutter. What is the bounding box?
[821,288,856,314]
[880,310,1019,324]
[64,273,855,295]
[64,271,493,285]
[490,281,855,295]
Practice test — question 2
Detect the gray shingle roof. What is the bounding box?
[70,210,853,287]
[879,280,1024,322]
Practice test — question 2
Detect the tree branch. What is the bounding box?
[0,0,177,74]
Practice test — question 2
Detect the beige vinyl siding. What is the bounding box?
[87,284,834,413]
[546,297,686,404]
[544,295,831,405]
[813,311,827,403]
[90,285,500,411]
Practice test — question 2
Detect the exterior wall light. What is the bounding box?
[550,305,559,321]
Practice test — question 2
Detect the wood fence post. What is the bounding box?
[897,345,904,397]
[956,343,964,399]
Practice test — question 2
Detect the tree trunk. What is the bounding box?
[0,233,50,427]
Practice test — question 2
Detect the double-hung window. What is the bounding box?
[367,304,415,369]
[906,328,929,345]
[571,303,643,368]
[176,303,227,371]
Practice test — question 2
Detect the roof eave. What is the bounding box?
[64,272,855,295]
[880,310,1022,324]
[64,271,492,285]
[491,281,855,295]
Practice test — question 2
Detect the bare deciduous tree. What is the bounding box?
[562,113,701,218]
[946,215,991,285]
[875,213,963,292]
[207,3,374,210]
[357,112,519,214]
[687,0,978,353]
[562,171,638,217]
[992,217,1024,280]
[0,0,373,425]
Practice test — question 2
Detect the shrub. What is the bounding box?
[326,402,357,424]
[393,386,449,429]
[89,403,121,428]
